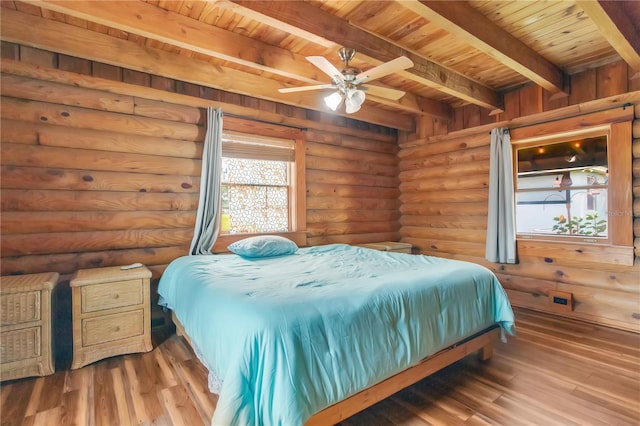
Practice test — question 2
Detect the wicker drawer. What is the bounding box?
[1,327,41,363]
[0,291,41,326]
[81,280,143,313]
[82,310,144,346]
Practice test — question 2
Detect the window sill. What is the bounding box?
[517,233,610,245]
[516,237,635,266]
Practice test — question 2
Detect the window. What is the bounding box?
[515,135,609,241]
[221,131,296,235]
[509,108,633,265]
[210,120,306,253]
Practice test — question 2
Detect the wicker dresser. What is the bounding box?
[1,272,59,381]
[70,265,152,369]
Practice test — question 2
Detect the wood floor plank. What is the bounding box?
[492,353,578,394]
[461,400,524,426]
[23,377,44,417]
[514,310,640,356]
[493,393,561,426]
[495,338,595,382]
[172,357,217,423]
[497,340,640,399]
[133,355,165,421]
[570,385,640,422]
[150,346,178,389]
[391,387,466,425]
[407,385,475,422]
[340,404,396,426]
[495,352,640,421]
[368,398,431,426]
[60,389,86,426]
[93,363,120,426]
[37,372,66,414]
[29,406,64,426]
[581,371,640,401]
[463,413,493,425]
[420,371,517,425]
[1,308,638,425]
[516,327,640,377]
[110,367,134,425]
[470,361,636,425]
[159,384,205,426]
[0,379,35,426]
[429,370,503,404]
[122,357,149,424]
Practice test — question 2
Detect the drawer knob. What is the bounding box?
[114,326,120,332]
[113,294,120,299]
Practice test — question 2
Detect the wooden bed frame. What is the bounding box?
[171,311,500,425]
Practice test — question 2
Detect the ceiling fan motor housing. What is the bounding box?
[338,47,360,81]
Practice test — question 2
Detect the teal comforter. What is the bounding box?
[158,244,515,426]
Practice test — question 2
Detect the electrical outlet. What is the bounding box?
[549,290,573,312]
[553,296,568,305]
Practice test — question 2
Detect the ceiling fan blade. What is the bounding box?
[354,56,414,84]
[278,84,335,93]
[361,85,406,101]
[306,56,345,82]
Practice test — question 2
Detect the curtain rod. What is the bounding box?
[489,102,633,135]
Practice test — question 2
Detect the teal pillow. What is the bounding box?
[227,236,298,258]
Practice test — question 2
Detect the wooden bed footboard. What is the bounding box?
[306,326,499,425]
[170,311,499,425]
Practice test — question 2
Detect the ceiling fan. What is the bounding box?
[278,48,414,114]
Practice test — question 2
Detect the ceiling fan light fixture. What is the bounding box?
[324,91,343,111]
[345,88,365,114]
[345,98,361,114]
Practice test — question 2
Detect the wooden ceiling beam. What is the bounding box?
[31,0,321,84]
[404,1,567,95]
[29,0,439,117]
[0,8,414,130]
[226,0,501,111]
[576,0,640,79]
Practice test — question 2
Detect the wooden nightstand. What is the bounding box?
[357,242,413,254]
[70,265,152,369]
[1,272,59,381]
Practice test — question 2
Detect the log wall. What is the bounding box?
[399,60,640,332]
[0,43,399,282]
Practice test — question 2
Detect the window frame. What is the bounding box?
[509,108,634,266]
[211,119,306,252]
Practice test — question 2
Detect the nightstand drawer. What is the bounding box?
[81,279,143,313]
[1,291,41,326]
[82,310,144,346]
[1,327,41,363]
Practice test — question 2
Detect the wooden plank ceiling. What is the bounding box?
[1,0,638,130]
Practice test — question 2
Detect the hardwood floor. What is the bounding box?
[1,308,639,426]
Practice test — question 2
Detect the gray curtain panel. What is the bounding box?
[485,127,517,264]
[190,107,224,255]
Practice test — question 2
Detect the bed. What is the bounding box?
[158,241,515,425]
